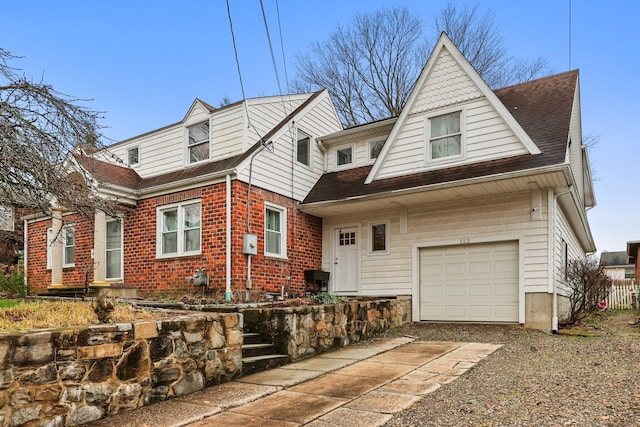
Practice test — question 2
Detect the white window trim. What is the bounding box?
[369,221,390,254]
[106,219,123,280]
[62,224,75,268]
[296,129,312,169]
[264,201,287,259]
[156,200,202,258]
[126,145,140,167]
[367,139,385,162]
[335,144,355,169]
[425,107,466,164]
[185,121,211,166]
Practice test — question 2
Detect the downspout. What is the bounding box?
[552,187,573,333]
[23,219,28,291]
[225,174,232,302]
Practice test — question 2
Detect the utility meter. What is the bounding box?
[243,234,258,255]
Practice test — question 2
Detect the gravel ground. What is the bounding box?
[385,311,640,427]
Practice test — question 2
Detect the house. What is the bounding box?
[299,33,596,331]
[24,90,342,298]
[0,200,29,265]
[24,33,596,330]
[600,251,635,281]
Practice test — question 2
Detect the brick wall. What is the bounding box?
[26,213,94,293]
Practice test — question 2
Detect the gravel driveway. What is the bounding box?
[385,311,640,427]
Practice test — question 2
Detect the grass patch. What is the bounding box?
[0,299,163,332]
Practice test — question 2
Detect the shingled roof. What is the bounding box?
[78,90,325,193]
[302,70,578,205]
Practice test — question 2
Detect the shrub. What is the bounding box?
[0,264,26,297]
[563,257,612,325]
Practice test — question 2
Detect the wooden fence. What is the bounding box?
[606,280,638,310]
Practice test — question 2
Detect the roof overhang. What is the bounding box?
[300,165,572,217]
[628,241,640,264]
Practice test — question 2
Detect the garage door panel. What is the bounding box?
[420,241,519,323]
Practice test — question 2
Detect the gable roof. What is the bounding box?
[303,70,578,205]
[366,32,541,185]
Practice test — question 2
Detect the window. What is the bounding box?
[265,203,286,258]
[371,223,387,252]
[297,130,311,166]
[157,201,201,257]
[127,146,139,166]
[187,122,210,164]
[336,146,353,166]
[625,267,635,279]
[369,140,385,161]
[429,111,461,160]
[63,225,75,267]
[0,204,14,232]
[106,219,122,279]
[561,239,568,280]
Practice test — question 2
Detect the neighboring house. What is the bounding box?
[627,241,640,281]
[0,200,28,265]
[300,33,596,331]
[24,91,342,297]
[24,33,597,330]
[600,251,635,281]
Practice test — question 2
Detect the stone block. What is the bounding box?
[68,405,104,425]
[13,340,54,366]
[11,404,41,426]
[19,363,57,384]
[183,331,202,343]
[0,368,14,389]
[86,359,114,382]
[222,314,239,329]
[0,342,10,369]
[77,343,123,359]
[62,386,83,403]
[83,383,115,404]
[10,387,32,408]
[173,371,204,397]
[108,383,142,414]
[149,336,173,361]
[116,341,150,381]
[58,362,86,381]
[134,321,159,339]
[35,384,62,401]
[226,329,243,347]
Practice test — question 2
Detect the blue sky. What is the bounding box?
[2,1,638,255]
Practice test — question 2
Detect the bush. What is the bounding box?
[564,257,612,325]
[0,264,26,297]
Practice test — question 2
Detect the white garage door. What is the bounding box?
[420,241,519,322]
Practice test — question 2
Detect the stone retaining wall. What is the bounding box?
[241,296,411,361]
[0,312,243,426]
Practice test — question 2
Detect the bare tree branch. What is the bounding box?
[0,49,118,218]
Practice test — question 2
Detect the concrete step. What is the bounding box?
[242,354,289,376]
[243,332,264,345]
[243,343,277,358]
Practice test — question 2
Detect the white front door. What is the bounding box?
[334,227,359,292]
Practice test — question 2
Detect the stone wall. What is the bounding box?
[0,312,242,426]
[241,297,411,361]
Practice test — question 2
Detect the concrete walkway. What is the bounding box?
[88,337,501,427]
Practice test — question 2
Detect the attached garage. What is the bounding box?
[420,241,519,322]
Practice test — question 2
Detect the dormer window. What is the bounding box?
[336,146,353,167]
[369,140,385,160]
[429,111,462,160]
[187,122,210,164]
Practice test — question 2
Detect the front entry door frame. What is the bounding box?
[332,225,360,293]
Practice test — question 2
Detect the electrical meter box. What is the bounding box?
[243,234,258,255]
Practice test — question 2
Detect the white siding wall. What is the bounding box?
[211,104,245,160]
[554,200,586,297]
[245,96,307,149]
[321,192,549,296]
[237,94,342,201]
[567,85,584,205]
[372,47,528,180]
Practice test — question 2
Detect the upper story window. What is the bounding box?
[429,111,462,160]
[336,146,353,167]
[265,202,287,258]
[127,146,139,166]
[157,201,201,257]
[297,130,311,166]
[369,140,385,161]
[187,122,210,164]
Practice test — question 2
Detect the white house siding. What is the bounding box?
[210,103,245,160]
[321,192,549,297]
[184,103,211,126]
[567,85,584,205]
[553,200,585,297]
[244,96,307,149]
[373,48,530,181]
[237,94,342,201]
